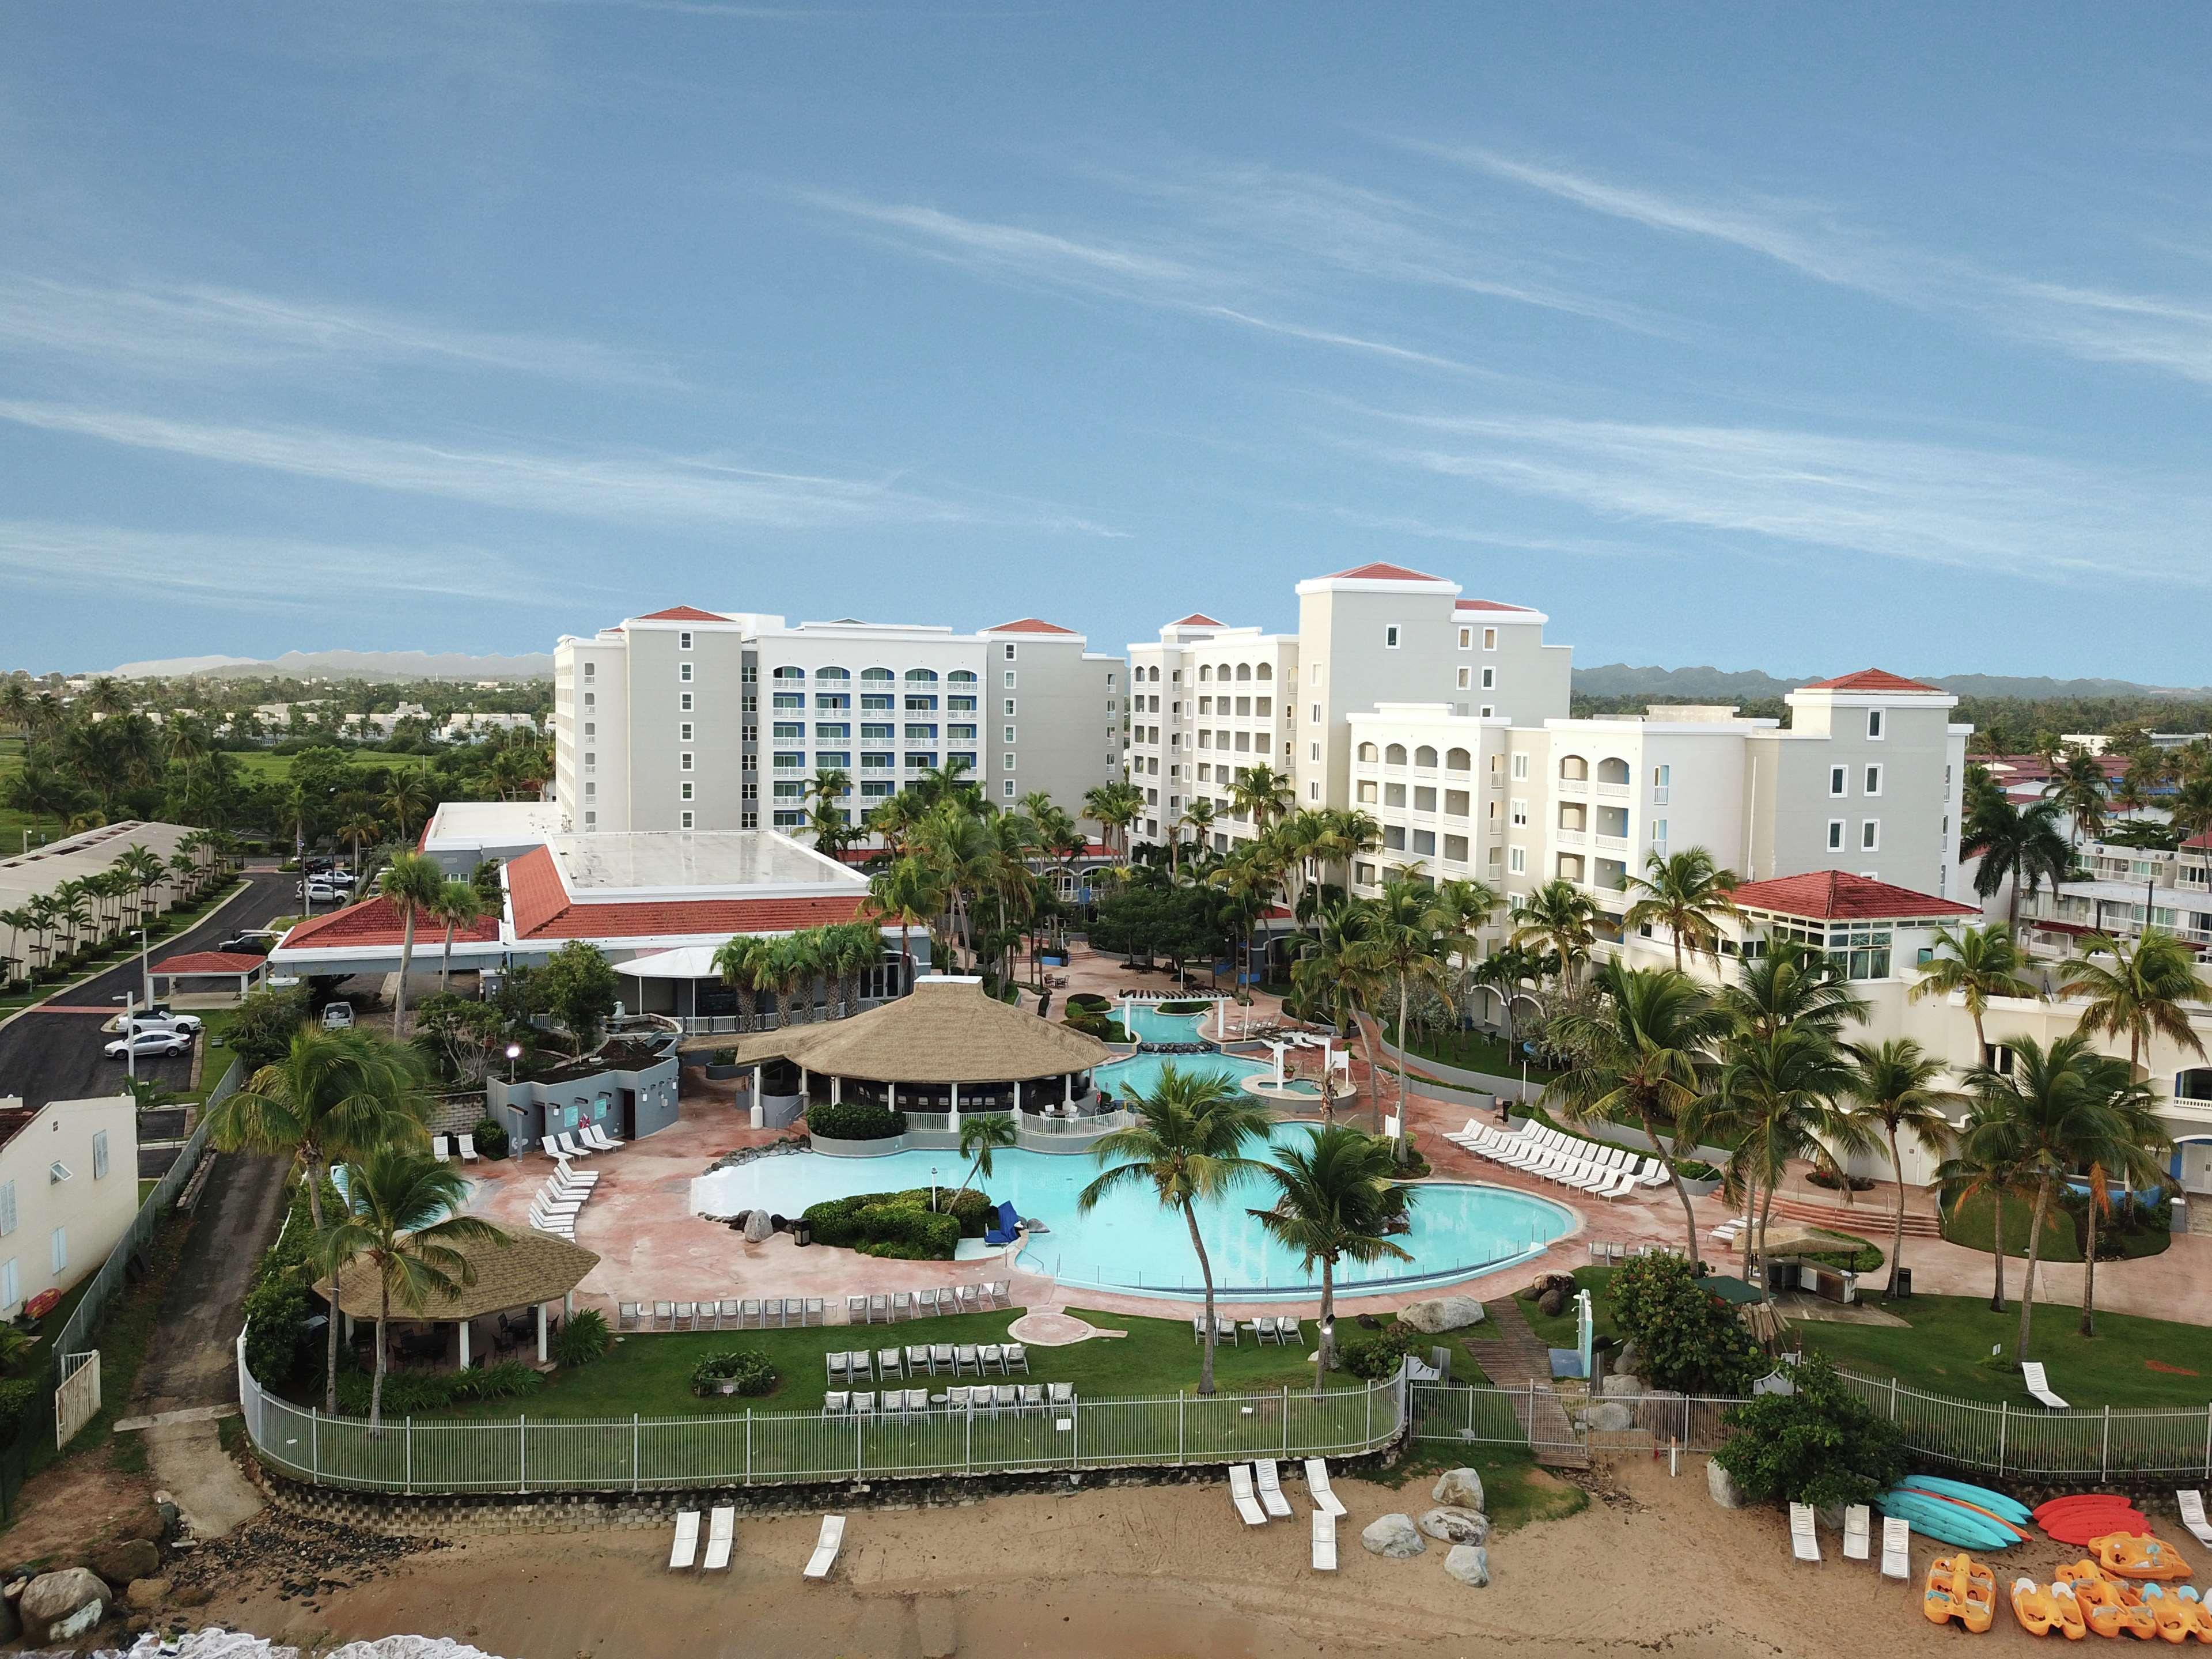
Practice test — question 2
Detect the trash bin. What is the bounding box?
[1895,1267,1912,1299]
[792,1219,813,1247]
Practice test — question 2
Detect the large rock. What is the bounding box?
[124,1578,170,1613]
[0,1586,17,1644]
[1600,1373,1643,1398]
[1360,1514,1426,1559]
[1444,1544,1491,1588]
[1399,1296,1486,1335]
[19,1569,106,1645]
[1418,1506,1491,1546]
[89,1538,161,1589]
[1707,1459,1748,1509]
[1612,1338,1642,1379]
[1537,1285,1569,1319]
[1432,1467,1486,1512]
[741,1209,775,1243]
[1580,1401,1634,1433]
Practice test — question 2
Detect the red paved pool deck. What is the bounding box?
[467,998,2212,1332]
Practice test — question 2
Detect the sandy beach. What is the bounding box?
[170,1457,2105,1659]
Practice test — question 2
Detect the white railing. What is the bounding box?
[1595,781,1630,800]
[234,1335,1408,1494]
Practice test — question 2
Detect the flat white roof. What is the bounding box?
[422,800,564,852]
[548,831,865,898]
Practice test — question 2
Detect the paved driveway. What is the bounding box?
[0,868,296,1109]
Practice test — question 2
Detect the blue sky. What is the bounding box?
[5,3,2211,680]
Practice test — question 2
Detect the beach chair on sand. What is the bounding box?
[1304,1458,1348,1518]
[703,1506,734,1571]
[1255,1459,1293,1519]
[1843,1505,1870,1562]
[2179,1490,2212,1549]
[1880,1517,1911,1581]
[1790,1503,1820,1563]
[2024,1361,2071,1410]
[1229,1464,1268,1526]
[669,1510,700,1570]
[804,1515,845,1581]
[1312,1509,1338,1571]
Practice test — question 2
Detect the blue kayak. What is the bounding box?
[1878,1489,2016,1550]
[1899,1475,2032,1527]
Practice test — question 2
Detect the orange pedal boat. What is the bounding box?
[2063,1566,2158,1641]
[1926,1552,1997,1634]
[2093,1533,2193,1583]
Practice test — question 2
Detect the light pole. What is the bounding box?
[113,991,137,1082]
[505,1043,521,1084]
[137,926,151,1010]
[930,1165,940,1214]
[1316,1315,1334,1393]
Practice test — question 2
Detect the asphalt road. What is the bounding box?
[0,868,297,1109]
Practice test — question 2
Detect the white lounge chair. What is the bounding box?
[2179,1490,2212,1548]
[1228,1464,1268,1526]
[1790,1502,1820,1563]
[669,1509,700,1570]
[1843,1504,1870,1561]
[1880,1516,1911,1580]
[1255,1458,1293,1519]
[1304,1457,1348,1518]
[703,1505,734,1571]
[2024,1361,2070,1410]
[1311,1508,1338,1571]
[804,1514,845,1581]
[584,1123,622,1150]
[433,1133,454,1160]
[456,1133,479,1161]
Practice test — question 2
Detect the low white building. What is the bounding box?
[0,1095,138,1320]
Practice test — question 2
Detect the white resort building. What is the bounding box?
[550,605,1125,840]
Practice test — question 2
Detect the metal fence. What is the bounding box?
[1408,1379,1743,1456]
[1842,1371,2212,1480]
[236,1335,1410,1495]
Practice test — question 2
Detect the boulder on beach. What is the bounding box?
[1361,1514,1426,1559]
[1398,1296,1485,1334]
[1432,1467,1486,1512]
[1418,1506,1490,1546]
[125,1577,171,1613]
[1707,1459,1748,1509]
[1444,1544,1491,1588]
[19,1569,107,1646]
[1580,1402,1634,1433]
[90,1537,161,1590]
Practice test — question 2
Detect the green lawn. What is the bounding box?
[1380,1443,1588,1533]
[1522,1266,1623,1351]
[1941,1191,2169,1264]
[1405,1028,1560,1082]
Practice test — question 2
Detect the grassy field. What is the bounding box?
[1378,1442,1588,1532]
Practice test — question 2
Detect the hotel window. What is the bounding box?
[1414,786,1436,812]
[1003,725,1017,743]
[1868,709,1885,740]
[1827,819,1845,850]
[1385,782,1407,808]
[743,663,759,683]
[1512,753,1529,781]
[1003,753,1017,771]
[1457,626,1472,649]
[583,662,596,681]
[50,1228,65,1276]
[816,751,850,768]
[680,810,694,830]
[680,781,693,800]
[741,781,757,800]
[1445,789,1469,816]
[774,722,803,741]
[1311,663,1323,686]
[1479,706,1494,718]
[584,810,597,827]
[1510,797,1527,827]
[679,692,691,711]
[1480,666,1496,690]
[861,753,893,771]
[584,692,596,711]
[774,752,805,770]
[679,631,693,650]
[1004,671,1017,688]
[1829,764,1847,797]
[906,694,937,711]
[1861,819,1881,851]
[1509,847,1526,874]
[1456,666,1471,690]
[1004,642,1017,660]
[1445,834,1469,862]
[947,725,975,742]
[681,752,695,771]
[861,779,893,798]
[679,723,692,741]
[1003,699,1016,716]
[863,693,893,711]
[905,724,938,741]
[1484,628,1498,649]
[1864,763,1883,796]
[948,695,975,711]
[1383,825,1407,851]
[774,810,805,828]
[584,781,597,799]
[1413,830,1437,856]
[1651,818,1669,849]
[1384,624,1401,649]
[680,662,693,682]
[92,1129,108,1179]
[1309,703,1321,725]
[862,723,893,743]
[1003,779,1017,798]
[584,751,596,769]
[1652,763,1669,804]
[1309,743,1321,762]
[816,723,850,741]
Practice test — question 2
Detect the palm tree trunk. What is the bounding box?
[1989,1187,2008,1312]
[393,910,416,1036]
[1756,1173,1781,1304]
[1646,1107,1702,1266]
[1737,1168,1757,1283]
[370,1277,389,1435]
[1393,973,1411,1132]
[305,1157,343,1417]
[1314,1257,1335,1397]
[2015,1175,2054,1365]
[2080,1170,2102,1338]
[1884,1125,1907,1300]
[1184,1199,1221,1396]
[440,923,455,995]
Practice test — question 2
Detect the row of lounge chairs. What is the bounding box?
[433,1133,480,1161]
[847,1283,1010,1322]
[828,1343,1028,1382]
[528,1157,596,1240]
[669,1508,844,1581]
[1446,1120,1670,1198]
[1227,1458,1350,1570]
[1192,1315,1304,1346]
[823,1382,1075,1416]
[619,1298,825,1331]
[546,1126,622,1158]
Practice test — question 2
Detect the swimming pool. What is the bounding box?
[690,1128,1573,1300]
[1119,1003,1212,1045]
[1096,1049,1323,1099]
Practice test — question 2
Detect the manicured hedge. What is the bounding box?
[335,1358,544,1415]
[806,1103,906,1141]
[802,1187,991,1260]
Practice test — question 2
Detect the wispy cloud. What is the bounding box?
[1421,145,2212,388]
[0,399,1125,537]
[0,521,603,612]
[0,276,681,389]
[1346,407,2212,587]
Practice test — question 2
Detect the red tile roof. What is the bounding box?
[282,897,503,951]
[2187,831,2212,851]
[505,845,868,941]
[633,605,729,623]
[153,950,267,976]
[1455,599,1535,613]
[1730,870,1977,921]
[1169,612,1225,627]
[1800,669,1945,694]
[1320,562,1446,582]
[985,618,1078,635]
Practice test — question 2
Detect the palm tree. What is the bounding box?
[867,857,938,990]
[1967,795,2070,929]
[337,806,384,885]
[828,921,881,1017]
[382,771,433,846]
[1171,798,1217,879]
[1471,945,1542,1047]
[1508,879,1598,987]
[115,844,166,929]
[316,1145,506,1433]
[1080,1065,1269,1396]
[1431,878,1499,1020]
[1938,1099,2034,1312]
[2060,928,2212,1082]
[1622,847,1741,973]
[430,878,486,995]
[1248,1124,1413,1392]
[915,800,993,971]
[1082,779,1145,860]
[1288,902,1388,1122]
[771,931,823,1027]
[947,1112,1020,1209]
[1226,765,1294,836]
[2069,1078,2169,1336]
[1911,923,2037,1060]
[1351,877,1452,1131]
[712,933,778,1030]
[1544,963,1731,1262]
[204,1027,430,1412]
[1840,1039,1961,1300]
[1713,1025,1863,1291]
[2043,747,2110,850]
[376,851,446,1036]
[1717,936,1869,1045]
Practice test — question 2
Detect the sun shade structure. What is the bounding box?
[315,1226,599,1323]
[680,974,1113,1112]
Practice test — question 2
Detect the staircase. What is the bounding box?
[1767,1193,1944,1240]
[1478,1297,1590,1469]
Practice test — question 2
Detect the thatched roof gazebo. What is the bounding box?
[316,1228,600,1368]
[679,974,1115,1115]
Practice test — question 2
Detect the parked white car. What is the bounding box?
[320,1003,355,1031]
[298,881,343,903]
[124,1012,204,1037]
[105,1029,192,1060]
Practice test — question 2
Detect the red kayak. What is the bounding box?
[2045,1509,2152,1547]
[2036,1493,2134,1521]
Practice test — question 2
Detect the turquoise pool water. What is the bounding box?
[1119,1003,1211,1044]
[1096,1050,1323,1099]
[690,1128,1573,1300]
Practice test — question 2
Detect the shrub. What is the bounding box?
[471,1118,511,1161]
[1158,999,1210,1014]
[229,986,309,1069]
[1338,1323,1419,1380]
[806,1103,906,1141]
[1713,1353,1907,1510]
[552,1308,611,1368]
[802,1187,976,1258]
[1608,1251,1763,1396]
[691,1349,778,1397]
[243,1275,313,1389]
[1673,1159,1722,1183]
[335,1358,544,1415]
[1065,992,1111,1013]
[0,1377,40,1441]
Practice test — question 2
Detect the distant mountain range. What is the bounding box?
[112,648,556,681]
[1572,664,2212,702]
